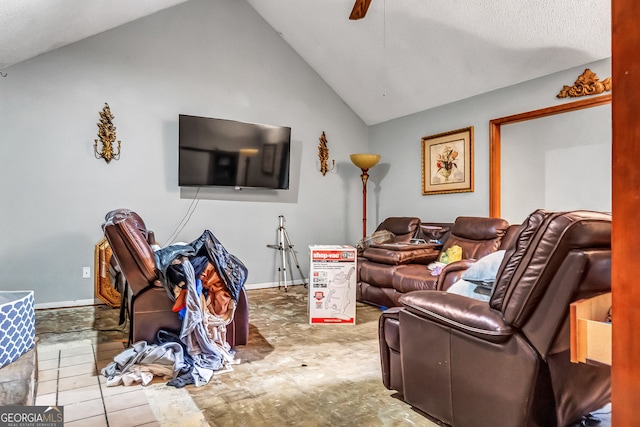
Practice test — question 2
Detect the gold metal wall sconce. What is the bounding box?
[93,103,121,163]
[318,131,335,176]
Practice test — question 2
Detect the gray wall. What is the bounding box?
[0,0,612,307]
[501,103,611,224]
[368,58,611,225]
[0,0,368,306]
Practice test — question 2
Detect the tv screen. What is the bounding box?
[179,114,291,189]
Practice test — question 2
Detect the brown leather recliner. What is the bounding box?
[102,209,249,348]
[104,210,155,308]
[379,209,611,426]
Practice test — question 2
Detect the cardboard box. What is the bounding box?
[309,245,357,325]
[570,292,612,366]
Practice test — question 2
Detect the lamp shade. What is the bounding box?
[350,153,381,170]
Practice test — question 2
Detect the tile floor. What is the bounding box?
[34,339,210,426]
[35,341,161,426]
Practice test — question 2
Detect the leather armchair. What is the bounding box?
[104,209,155,308]
[379,209,612,426]
[102,209,249,348]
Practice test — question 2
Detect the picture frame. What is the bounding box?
[262,143,276,175]
[422,126,474,195]
[94,238,120,308]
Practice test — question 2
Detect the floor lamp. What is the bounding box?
[350,153,381,239]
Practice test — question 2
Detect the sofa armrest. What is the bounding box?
[380,307,402,350]
[399,290,513,343]
[436,259,476,290]
[227,287,249,347]
[379,307,404,391]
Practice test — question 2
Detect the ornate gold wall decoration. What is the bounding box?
[94,238,121,308]
[318,131,334,176]
[93,103,121,163]
[557,69,612,99]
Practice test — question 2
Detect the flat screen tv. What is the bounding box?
[179,114,291,189]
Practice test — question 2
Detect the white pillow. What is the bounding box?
[460,250,506,289]
[446,279,491,302]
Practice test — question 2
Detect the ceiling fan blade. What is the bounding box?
[349,0,372,20]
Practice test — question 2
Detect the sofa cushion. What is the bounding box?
[105,216,157,282]
[357,282,399,308]
[359,260,399,288]
[441,217,509,260]
[375,217,421,243]
[450,217,508,241]
[392,264,438,293]
[420,224,451,243]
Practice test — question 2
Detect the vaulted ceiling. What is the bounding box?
[0,0,611,125]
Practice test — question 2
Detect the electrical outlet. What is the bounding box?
[82,267,91,279]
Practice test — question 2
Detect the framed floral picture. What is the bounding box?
[421,126,474,195]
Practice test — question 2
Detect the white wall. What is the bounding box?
[369,58,611,225]
[0,0,369,305]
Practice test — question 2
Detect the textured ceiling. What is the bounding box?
[0,0,190,69]
[0,0,611,125]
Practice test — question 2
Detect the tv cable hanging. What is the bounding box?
[267,215,307,291]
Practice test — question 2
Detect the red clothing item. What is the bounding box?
[200,263,232,316]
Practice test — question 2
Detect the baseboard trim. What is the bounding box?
[35,281,307,309]
[244,280,306,290]
[35,298,98,310]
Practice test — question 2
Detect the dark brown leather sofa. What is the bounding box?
[357,216,509,308]
[102,209,249,348]
[379,209,612,426]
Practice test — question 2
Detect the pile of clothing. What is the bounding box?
[102,230,247,388]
